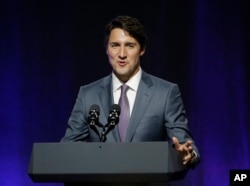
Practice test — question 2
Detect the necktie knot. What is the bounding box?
[119,84,129,101]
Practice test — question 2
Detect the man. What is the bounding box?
[61,15,200,168]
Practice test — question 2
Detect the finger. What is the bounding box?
[172,137,180,148]
[182,144,190,154]
[183,158,190,165]
[185,140,193,147]
[183,153,192,165]
[188,146,193,153]
[183,140,193,152]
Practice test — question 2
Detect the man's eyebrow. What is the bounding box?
[109,41,137,45]
[125,42,136,45]
[109,42,119,45]
[109,41,118,43]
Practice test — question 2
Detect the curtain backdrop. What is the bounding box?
[0,0,249,186]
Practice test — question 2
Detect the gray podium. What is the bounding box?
[28,142,188,186]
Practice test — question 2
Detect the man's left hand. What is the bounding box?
[172,137,196,165]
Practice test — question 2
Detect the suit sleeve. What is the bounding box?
[165,84,200,167]
[60,87,89,142]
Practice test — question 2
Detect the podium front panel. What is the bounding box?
[28,142,187,183]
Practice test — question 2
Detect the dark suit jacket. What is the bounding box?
[61,70,200,164]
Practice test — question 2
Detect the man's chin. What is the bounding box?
[115,72,130,82]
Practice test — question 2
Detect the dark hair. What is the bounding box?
[104,16,147,50]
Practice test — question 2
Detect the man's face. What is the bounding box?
[106,28,145,82]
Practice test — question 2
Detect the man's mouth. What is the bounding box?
[118,61,127,66]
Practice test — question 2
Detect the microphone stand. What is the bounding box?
[100,123,116,142]
[89,122,115,142]
[100,125,106,142]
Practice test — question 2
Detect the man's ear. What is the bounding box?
[140,48,146,56]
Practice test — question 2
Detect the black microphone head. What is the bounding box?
[89,104,100,114]
[107,104,120,126]
[110,104,120,115]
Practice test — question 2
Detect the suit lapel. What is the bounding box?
[98,75,120,142]
[125,72,154,141]
[99,76,112,120]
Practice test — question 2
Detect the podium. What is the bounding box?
[28,142,188,185]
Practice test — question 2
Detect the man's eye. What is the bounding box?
[111,44,119,48]
[127,44,135,48]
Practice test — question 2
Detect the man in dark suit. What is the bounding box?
[61,15,200,169]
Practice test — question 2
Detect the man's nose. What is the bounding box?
[118,47,127,59]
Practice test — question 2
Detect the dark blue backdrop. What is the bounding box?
[0,0,249,186]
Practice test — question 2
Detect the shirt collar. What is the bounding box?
[112,67,142,92]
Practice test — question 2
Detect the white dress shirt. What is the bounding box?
[112,67,142,116]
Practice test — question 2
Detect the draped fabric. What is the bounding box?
[0,1,249,186]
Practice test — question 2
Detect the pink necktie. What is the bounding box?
[118,84,130,141]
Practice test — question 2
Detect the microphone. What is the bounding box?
[87,104,120,142]
[107,104,121,127]
[88,104,101,140]
[88,104,100,126]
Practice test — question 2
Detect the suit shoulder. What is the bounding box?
[79,75,111,92]
[144,72,178,88]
